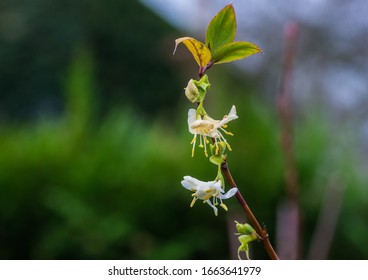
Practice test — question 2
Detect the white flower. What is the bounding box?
[188,105,238,157]
[181,175,238,216]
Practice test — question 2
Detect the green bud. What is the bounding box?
[210,144,217,156]
[217,142,227,155]
[185,79,200,103]
[235,222,259,260]
[209,142,227,156]
[238,233,257,245]
[235,221,256,235]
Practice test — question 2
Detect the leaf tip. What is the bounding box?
[173,43,178,55]
[227,2,235,13]
[173,38,181,55]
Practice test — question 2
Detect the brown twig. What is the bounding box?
[221,161,279,260]
[278,21,300,199]
[276,21,301,259]
[198,58,279,260]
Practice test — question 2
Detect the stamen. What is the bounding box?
[203,136,208,157]
[191,135,197,157]
[213,138,219,155]
[220,203,228,211]
[220,126,234,136]
[199,135,204,148]
[217,131,228,145]
[190,197,197,207]
[213,195,219,205]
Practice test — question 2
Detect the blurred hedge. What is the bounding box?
[0,0,182,121]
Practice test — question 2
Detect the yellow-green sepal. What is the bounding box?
[210,155,224,166]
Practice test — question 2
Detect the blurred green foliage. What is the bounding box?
[1,0,368,260]
[0,0,182,121]
[0,51,280,258]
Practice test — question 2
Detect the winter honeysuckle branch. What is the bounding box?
[175,3,279,260]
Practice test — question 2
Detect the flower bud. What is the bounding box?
[184,75,211,103]
[184,79,200,103]
[235,221,259,260]
[235,221,256,235]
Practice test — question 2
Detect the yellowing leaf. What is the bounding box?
[174,37,212,67]
[212,42,262,65]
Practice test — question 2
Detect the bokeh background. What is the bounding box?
[1,0,368,259]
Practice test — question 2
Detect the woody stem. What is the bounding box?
[221,160,279,260]
[198,65,279,260]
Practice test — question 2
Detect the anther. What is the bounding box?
[220,203,228,211]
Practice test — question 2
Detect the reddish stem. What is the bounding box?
[276,21,301,259]
[221,161,279,260]
[197,53,278,259]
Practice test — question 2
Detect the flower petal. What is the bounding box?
[187,109,197,134]
[181,176,200,190]
[219,187,238,199]
[219,105,238,127]
[181,176,220,192]
[211,180,224,192]
[228,105,237,119]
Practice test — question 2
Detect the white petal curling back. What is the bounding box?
[181,176,238,215]
[219,187,238,199]
[219,105,238,127]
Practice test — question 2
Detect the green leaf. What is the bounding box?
[205,4,236,56]
[174,37,211,67]
[212,41,262,64]
[210,155,223,166]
